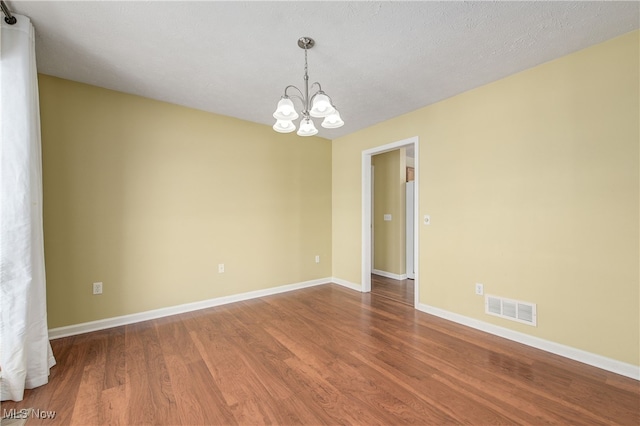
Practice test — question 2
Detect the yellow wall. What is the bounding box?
[39,75,332,328]
[332,31,639,365]
[372,149,406,275]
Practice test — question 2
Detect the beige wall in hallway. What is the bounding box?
[372,149,406,276]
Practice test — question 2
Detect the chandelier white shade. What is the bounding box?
[273,97,299,121]
[272,37,344,137]
[297,118,319,136]
[273,119,296,133]
[321,110,344,129]
[309,93,335,118]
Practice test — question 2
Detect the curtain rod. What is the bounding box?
[1,0,17,25]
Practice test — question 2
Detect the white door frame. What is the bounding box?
[406,180,415,280]
[361,136,420,308]
[371,165,375,267]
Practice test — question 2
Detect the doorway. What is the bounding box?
[361,136,419,308]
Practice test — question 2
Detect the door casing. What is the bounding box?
[361,136,419,308]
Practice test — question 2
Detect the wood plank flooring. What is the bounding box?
[371,274,414,306]
[2,283,638,425]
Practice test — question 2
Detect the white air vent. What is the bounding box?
[485,295,537,326]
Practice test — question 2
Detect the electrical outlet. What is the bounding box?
[218,264,225,273]
[475,283,484,295]
[315,255,320,263]
[93,282,103,295]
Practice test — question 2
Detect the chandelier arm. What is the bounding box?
[284,85,305,101]
[283,85,307,112]
[284,85,303,97]
[310,82,323,93]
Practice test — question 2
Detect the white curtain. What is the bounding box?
[0,14,55,402]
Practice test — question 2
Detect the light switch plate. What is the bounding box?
[424,214,431,225]
[384,214,392,221]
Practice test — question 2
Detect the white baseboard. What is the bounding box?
[418,303,640,381]
[49,277,331,339]
[330,277,363,292]
[372,269,407,280]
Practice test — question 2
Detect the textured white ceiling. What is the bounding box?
[8,1,640,139]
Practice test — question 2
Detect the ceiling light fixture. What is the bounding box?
[273,37,344,136]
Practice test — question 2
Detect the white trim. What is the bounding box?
[331,277,363,292]
[48,277,331,339]
[372,269,407,280]
[418,303,640,381]
[405,181,415,280]
[362,152,373,292]
[412,141,419,308]
[362,136,419,308]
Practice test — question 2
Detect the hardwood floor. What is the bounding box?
[3,284,638,425]
[371,274,414,306]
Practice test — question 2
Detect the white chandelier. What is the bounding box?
[273,37,344,136]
